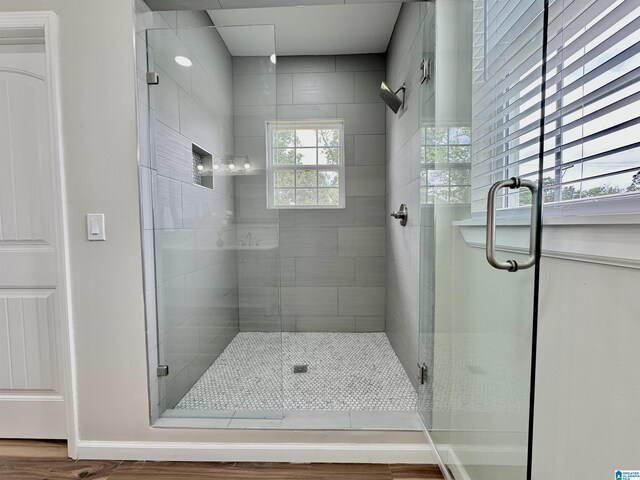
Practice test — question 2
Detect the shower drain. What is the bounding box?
[293,365,308,373]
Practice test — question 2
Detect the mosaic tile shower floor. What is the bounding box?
[175,332,418,411]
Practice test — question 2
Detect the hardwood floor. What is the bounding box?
[0,440,444,479]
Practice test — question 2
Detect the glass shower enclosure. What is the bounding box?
[418,0,546,479]
[143,22,283,421]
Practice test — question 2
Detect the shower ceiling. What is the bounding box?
[207,3,402,56]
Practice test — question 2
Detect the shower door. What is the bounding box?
[142,22,283,421]
[417,0,546,479]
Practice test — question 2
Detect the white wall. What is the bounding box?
[532,224,640,479]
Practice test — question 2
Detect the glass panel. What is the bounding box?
[275,188,295,205]
[418,1,544,479]
[274,148,296,165]
[318,188,339,206]
[318,147,341,165]
[319,170,339,188]
[296,170,318,187]
[317,129,340,146]
[275,170,295,187]
[274,129,296,148]
[296,129,317,147]
[146,24,283,424]
[296,188,318,205]
[296,147,317,165]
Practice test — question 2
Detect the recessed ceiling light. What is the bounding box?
[269,53,277,64]
[174,55,192,67]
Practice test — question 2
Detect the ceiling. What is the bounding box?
[207,3,402,56]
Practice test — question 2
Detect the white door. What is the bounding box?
[0,39,68,438]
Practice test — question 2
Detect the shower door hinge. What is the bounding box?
[420,58,432,84]
[417,362,428,385]
[157,365,169,377]
[146,72,159,85]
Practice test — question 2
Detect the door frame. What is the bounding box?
[0,11,78,456]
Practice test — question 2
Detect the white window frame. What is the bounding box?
[265,119,346,209]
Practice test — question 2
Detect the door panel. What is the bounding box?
[417,1,546,479]
[0,43,67,438]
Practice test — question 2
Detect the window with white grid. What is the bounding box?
[266,120,346,209]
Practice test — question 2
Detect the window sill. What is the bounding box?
[455,215,640,270]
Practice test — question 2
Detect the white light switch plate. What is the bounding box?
[87,213,106,241]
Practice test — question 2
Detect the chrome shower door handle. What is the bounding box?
[486,177,538,272]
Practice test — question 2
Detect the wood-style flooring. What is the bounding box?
[0,439,444,479]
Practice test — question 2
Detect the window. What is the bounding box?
[472,0,640,213]
[537,0,640,206]
[420,126,472,204]
[266,120,345,209]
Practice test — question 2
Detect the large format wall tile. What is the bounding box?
[338,103,386,134]
[281,287,338,316]
[354,71,385,103]
[277,55,336,74]
[346,165,386,196]
[295,257,356,287]
[280,227,338,257]
[338,287,386,316]
[233,73,277,106]
[292,72,355,104]
[155,120,192,183]
[338,227,386,256]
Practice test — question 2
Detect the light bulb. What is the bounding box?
[244,161,251,170]
[269,53,277,64]
[196,163,204,172]
[213,163,220,170]
[228,163,236,170]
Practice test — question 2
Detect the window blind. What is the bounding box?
[539,0,640,204]
[471,0,547,213]
[471,0,640,213]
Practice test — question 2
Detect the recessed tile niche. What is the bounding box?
[192,143,213,189]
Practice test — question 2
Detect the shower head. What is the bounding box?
[380,81,406,114]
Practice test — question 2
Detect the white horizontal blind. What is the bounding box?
[471,0,547,213]
[472,0,640,212]
[536,0,640,204]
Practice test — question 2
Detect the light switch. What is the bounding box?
[87,213,106,241]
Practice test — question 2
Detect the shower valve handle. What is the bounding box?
[390,204,408,226]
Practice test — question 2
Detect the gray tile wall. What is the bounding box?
[385,3,429,388]
[232,58,281,333]
[233,54,387,333]
[136,7,239,414]
[280,54,386,333]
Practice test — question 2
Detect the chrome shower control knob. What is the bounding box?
[390,203,408,226]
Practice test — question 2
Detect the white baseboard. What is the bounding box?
[75,440,434,464]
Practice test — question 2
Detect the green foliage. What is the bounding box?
[296,170,317,187]
[275,170,294,187]
[318,171,339,187]
[296,188,317,205]
[318,188,339,206]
